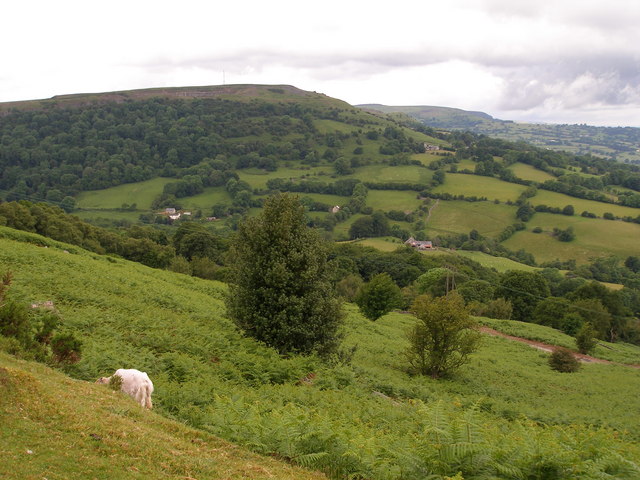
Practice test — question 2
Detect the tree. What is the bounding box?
[405,293,481,378]
[225,193,343,355]
[562,204,575,216]
[495,271,550,322]
[575,323,598,354]
[355,273,402,321]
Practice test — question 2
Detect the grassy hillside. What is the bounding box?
[1,227,640,479]
[0,353,327,480]
[503,214,640,264]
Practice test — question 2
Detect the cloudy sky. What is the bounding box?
[3,0,640,126]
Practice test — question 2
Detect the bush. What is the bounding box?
[50,332,83,364]
[549,347,580,373]
[575,323,598,354]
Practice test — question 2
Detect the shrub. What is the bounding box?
[549,347,580,373]
[575,323,598,354]
[50,332,83,364]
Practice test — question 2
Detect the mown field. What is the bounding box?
[508,162,556,182]
[503,213,640,264]
[433,173,528,202]
[426,200,516,237]
[1,228,640,479]
[75,177,173,210]
[530,189,640,218]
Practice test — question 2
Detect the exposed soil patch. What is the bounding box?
[480,326,640,369]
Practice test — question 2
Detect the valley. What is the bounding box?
[1,85,640,479]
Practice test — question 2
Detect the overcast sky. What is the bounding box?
[3,0,640,127]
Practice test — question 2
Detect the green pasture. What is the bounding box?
[410,152,444,167]
[508,162,556,182]
[351,237,407,252]
[1,230,640,478]
[502,213,640,264]
[237,166,333,189]
[531,189,640,218]
[178,187,232,211]
[455,250,539,272]
[347,163,433,185]
[366,190,424,211]
[426,200,516,237]
[433,173,528,202]
[300,192,349,208]
[75,177,172,210]
[455,158,477,171]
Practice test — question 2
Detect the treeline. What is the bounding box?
[0,201,230,279]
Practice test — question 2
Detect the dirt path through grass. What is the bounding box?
[480,326,640,368]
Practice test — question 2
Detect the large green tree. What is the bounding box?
[495,270,550,322]
[405,293,481,378]
[225,193,343,355]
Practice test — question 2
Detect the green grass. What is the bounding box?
[455,250,540,272]
[426,200,516,237]
[75,177,173,210]
[350,237,407,252]
[508,162,556,182]
[347,164,433,185]
[531,190,640,218]
[502,213,640,264]
[2,228,640,478]
[480,317,640,365]
[179,186,232,211]
[366,190,424,211]
[0,353,328,480]
[433,173,528,202]
[237,166,333,189]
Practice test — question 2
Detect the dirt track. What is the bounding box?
[480,326,640,369]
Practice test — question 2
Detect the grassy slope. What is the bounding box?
[503,213,640,264]
[433,173,527,202]
[426,199,516,237]
[2,228,640,477]
[0,353,327,480]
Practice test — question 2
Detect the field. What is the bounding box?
[531,189,640,218]
[433,173,527,202]
[179,187,232,211]
[347,163,433,185]
[508,162,556,182]
[75,177,172,210]
[426,200,516,237]
[237,166,333,189]
[366,189,424,211]
[454,250,540,272]
[502,213,640,264]
[1,229,640,478]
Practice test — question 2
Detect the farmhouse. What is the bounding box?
[405,237,434,250]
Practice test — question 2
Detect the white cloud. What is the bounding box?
[2,0,640,126]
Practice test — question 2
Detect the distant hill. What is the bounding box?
[359,104,640,163]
